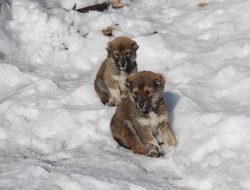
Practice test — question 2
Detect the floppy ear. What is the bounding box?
[125,76,132,88]
[131,41,139,51]
[106,43,111,52]
[155,74,165,87]
[125,74,135,89]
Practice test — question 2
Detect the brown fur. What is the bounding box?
[94,37,139,106]
[110,71,177,157]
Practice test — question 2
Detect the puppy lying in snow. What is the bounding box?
[110,71,177,157]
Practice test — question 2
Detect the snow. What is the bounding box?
[0,0,250,189]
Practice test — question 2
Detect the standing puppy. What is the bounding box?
[94,37,139,106]
[110,71,177,157]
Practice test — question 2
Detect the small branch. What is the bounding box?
[71,3,76,26]
[72,3,77,11]
[76,2,110,13]
[73,1,129,14]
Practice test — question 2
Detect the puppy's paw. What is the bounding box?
[106,101,116,107]
[148,149,160,157]
[107,98,120,106]
[147,143,165,157]
[121,90,129,100]
[147,143,160,157]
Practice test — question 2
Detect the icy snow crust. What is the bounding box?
[0,0,250,189]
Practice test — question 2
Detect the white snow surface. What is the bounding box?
[0,0,250,189]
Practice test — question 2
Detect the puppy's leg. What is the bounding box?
[159,121,177,148]
[118,84,129,100]
[105,75,122,106]
[134,125,164,156]
[110,119,158,156]
[109,88,121,106]
[94,78,111,105]
[117,72,129,100]
[119,66,137,100]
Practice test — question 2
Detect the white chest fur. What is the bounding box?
[113,71,127,83]
[113,71,127,90]
[137,112,167,133]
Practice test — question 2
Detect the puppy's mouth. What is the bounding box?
[119,63,127,70]
[119,66,127,70]
[118,61,127,70]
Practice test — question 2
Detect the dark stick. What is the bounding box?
[75,2,110,13]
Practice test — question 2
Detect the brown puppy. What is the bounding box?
[94,36,139,106]
[110,71,177,157]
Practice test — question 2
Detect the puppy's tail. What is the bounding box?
[94,77,111,105]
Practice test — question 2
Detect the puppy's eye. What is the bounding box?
[146,90,152,97]
[133,92,138,98]
[126,52,130,57]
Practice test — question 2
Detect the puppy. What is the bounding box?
[110,71,177,157]
[94,36,139,106]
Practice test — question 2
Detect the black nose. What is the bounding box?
[121,61,126,67]
[138,101,144,108]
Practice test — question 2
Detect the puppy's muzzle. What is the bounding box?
[119,61,127,70]
[137,101,146,111]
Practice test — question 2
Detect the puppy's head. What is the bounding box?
[107,37,139,71]
[126,71,165,112]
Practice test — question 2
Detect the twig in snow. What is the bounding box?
[76,2,110,13]
[73,1,129,14]
[71,3,76,26]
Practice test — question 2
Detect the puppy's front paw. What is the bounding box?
[147,143,164,157]
[121,90,129,100]
[147,143,160,157]
[107,98,120,106]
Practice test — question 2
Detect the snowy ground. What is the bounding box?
[0,0,250,189]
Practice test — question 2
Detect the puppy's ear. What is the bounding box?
[125,79,131,89]
[106,42,111,52]
[125,74,135,89]
[131,41,139,51]
[155,74,165,87]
